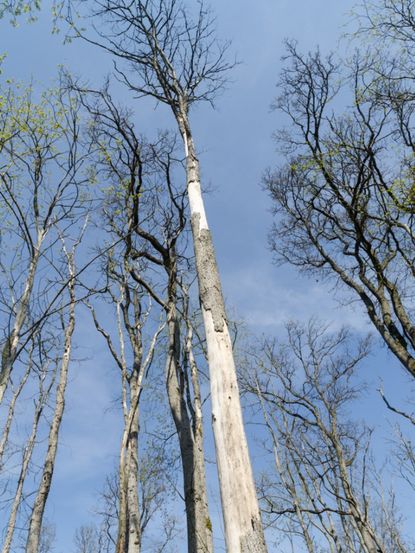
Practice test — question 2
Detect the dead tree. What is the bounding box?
[68,2,267,549]
[88,268,165,553]
[77,84,213,553]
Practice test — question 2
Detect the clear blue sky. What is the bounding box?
[1,1,414,551]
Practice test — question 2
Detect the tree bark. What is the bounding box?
[117,418,141,553]
[180,126,266,553]
[333,436,383,553]
[0,232,44,405]
[166,304,214,553]
[117,425,130,553]
[126,381,141,553]
[25,256,76,553]
[0,363,31,470]
[1,387,46,553]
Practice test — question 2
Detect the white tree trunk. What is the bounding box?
[1,391,45,553]
[117,432,141,553]
[25,258,76,553]
[181,128,267,553]
[117,435,129,553]
[126,382,141,553]
[0,364,31,469]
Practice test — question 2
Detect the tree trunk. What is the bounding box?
[25,260,76,553]
[116,354,143,553]
[0,233,44,405]
[117,425,141,553]
[179,124,267,553]
[117,437,129,553]
[126,381,141,553]
[1,389,46,553]
[166,305,214,553]
[336,452,382,553]
[0,364,31,469]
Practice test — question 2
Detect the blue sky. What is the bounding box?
[1,1,415,551]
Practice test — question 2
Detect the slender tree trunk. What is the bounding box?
[178,123,266,553]
[117,422,141,553]
[165,303,214,553]
[0,363,31,469]
[185,323,213,552]
[0,233,44,405]
[335,448,382,553]
[115,342,145,553]
[1,389,46,553]
[25,258,76,553]
[117,433,129,553]
[126,381,141,553]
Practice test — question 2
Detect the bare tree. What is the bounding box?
[0,81,90,552]
[88,274,165,553]
[1,339,57,553]
[242,322,409,553]
[0,268,82,552]
[67,2,267,549]
[74,524,108,553]
[84,91,169,553]
[76,84,213,553]
[377,388,415,496]
[86,442,179,553]
[26,230,84,553]
[39,521,56,553]
[75,526,100,553]
[266,5,415,380]
[164,252,213,553]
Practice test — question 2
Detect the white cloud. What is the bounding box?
[222,264,372,335]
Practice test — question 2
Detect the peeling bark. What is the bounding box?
[181,128,266,553]
[69,3,268,547]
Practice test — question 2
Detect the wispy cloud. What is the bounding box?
[222,264,372,334]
